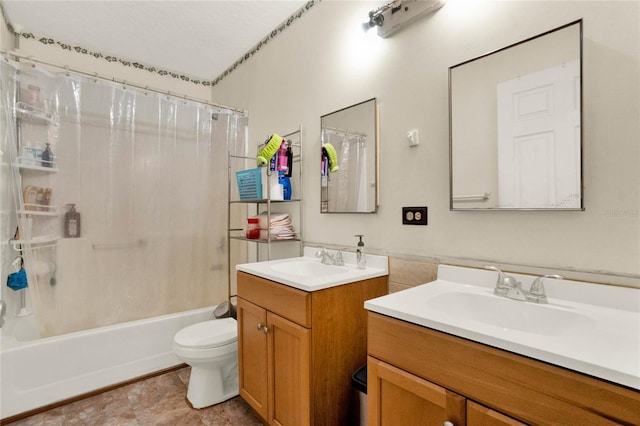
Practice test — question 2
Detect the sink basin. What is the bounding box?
[364,264,640,390]
[425,291,595,336]
[269,260,348,277]
[236,247,388,292]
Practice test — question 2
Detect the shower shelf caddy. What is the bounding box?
[10,87,61,251]
[227,127,303,290]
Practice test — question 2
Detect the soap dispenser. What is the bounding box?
[355,234,366,269]
[64,204,81,238]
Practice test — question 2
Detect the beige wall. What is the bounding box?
[212,0,640,287]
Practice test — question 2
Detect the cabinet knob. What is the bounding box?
[443,422,454,426]
[257,323,263,331]
[262,326,269,334]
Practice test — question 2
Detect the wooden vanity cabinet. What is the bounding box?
[368,312,640,426]
[368,357,525,426]
[367,356,465,426]
[237,271,388,426]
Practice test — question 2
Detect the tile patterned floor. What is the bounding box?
[7,367,264,426]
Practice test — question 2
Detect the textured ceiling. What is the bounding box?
[2,0,307,82]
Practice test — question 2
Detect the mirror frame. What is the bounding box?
[449,20,584,211]
[320,98,379,214]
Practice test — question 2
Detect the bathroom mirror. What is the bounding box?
[450,20,583,210]
[321,98,378,213]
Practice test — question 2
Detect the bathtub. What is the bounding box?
[0,306,216,420]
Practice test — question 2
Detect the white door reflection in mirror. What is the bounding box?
[497,60,581,208]
[449,20,583,211]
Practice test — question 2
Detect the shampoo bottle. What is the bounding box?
[64,204,81,238]
[41,143,54,167]
[277,141,288,173]
[278,171,292,200]
[285,146,293,177]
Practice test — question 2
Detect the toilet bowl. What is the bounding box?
[173,317,238,408]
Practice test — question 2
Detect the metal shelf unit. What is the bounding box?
[227,127,303,299]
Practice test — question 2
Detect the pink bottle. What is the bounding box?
[277,141,288,173]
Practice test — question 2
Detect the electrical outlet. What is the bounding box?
[402,207,428,225]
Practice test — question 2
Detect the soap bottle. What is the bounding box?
[355,234,366,269]
[278,171,292,200]
[285,146,293,177]
[41,143,54,167]
[64,204,81,238]
[277,141,288,173]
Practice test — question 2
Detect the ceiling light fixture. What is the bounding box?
[362,0,446,38]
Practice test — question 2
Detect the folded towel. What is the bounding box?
[260,229,296,240]
[255,212,291,230]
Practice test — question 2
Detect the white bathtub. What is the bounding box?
[0,306,216,420]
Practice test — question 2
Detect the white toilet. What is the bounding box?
[173,317,239,408]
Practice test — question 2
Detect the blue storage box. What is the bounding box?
[236,168,263,200]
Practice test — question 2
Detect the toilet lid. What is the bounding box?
[174,318,237,349]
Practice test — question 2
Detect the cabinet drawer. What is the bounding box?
[238,271,311,327]
[467,401,526,426]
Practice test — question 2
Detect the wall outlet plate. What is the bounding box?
[402,207,428,225]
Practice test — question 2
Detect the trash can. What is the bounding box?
[352,364,367,426]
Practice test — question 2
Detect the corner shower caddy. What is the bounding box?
[227,127,303,294]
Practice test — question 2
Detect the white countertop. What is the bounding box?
[236,247,388,292]
[365,265,640,390]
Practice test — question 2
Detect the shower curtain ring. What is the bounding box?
[11,256,23,271]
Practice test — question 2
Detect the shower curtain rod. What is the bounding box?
[1,49,246,115]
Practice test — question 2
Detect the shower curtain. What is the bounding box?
[323,131,367,212]
[1,56,246,339]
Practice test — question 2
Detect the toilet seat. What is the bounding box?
[174,318,237,349]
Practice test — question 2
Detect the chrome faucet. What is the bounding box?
[315,247,344,266]
[484,265,516,297]
[484,265,562,304]
[334,250,344,266]
[527,274,563,304]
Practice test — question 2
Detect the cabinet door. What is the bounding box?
[237,297,269,421]
[467,401,527,426]
[368,356,466,426]
[267,311,311,426]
